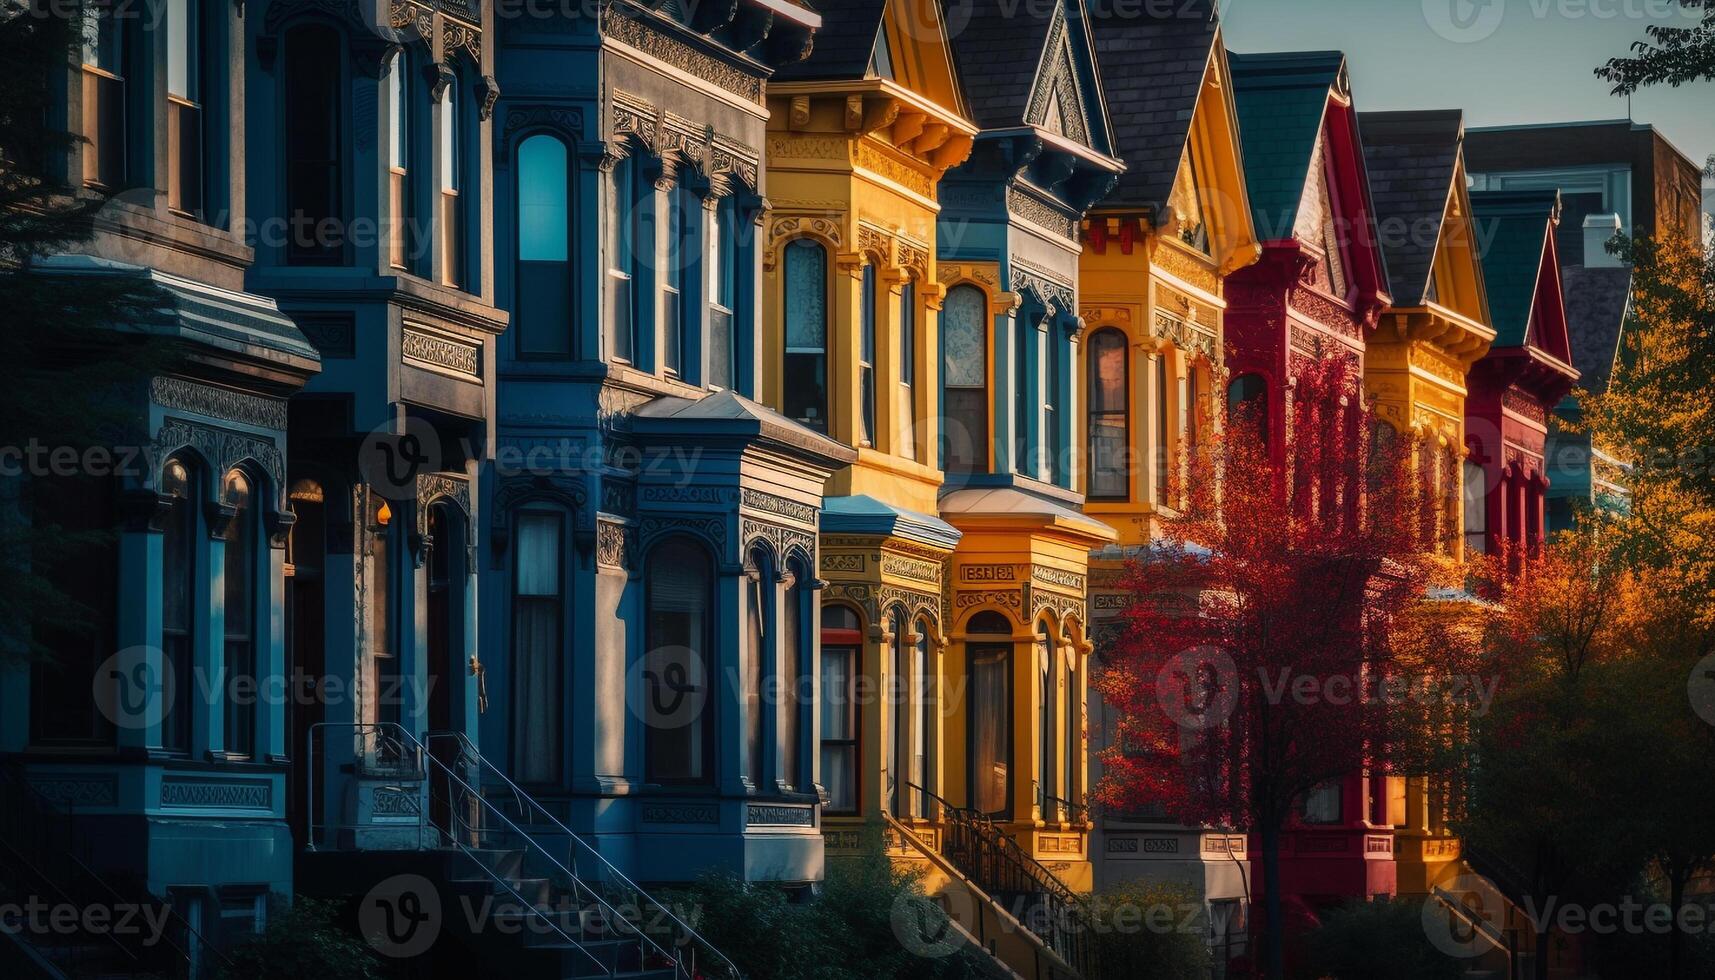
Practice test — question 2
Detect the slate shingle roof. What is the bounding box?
[773,0,887,81]
[944,0,1056,129]
[1469,190,1559,348]
[1358,110,1463,306]
[1560,265,1632,395]
[1228,51,1344,240]
[1087,0,1219,210]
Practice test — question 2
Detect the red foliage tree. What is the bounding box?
[1095,357,1481,979]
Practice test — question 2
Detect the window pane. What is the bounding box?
[167,0,192,99]
[223,471,255,758]
[970,645,1010,816]
[745,558,766,787]
[284,25,342,263]
[439,85,456,192]
[1091,330,1125,412]
[943,286,986,387]
[820,646,856,811]
[647,540,712,783]
[515,513,562,783]
[518,137,568,261]
[783,574,802,789]
[783,240,828,429]
[388,54,407,171]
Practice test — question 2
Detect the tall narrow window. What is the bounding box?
[913,625,932,819]
[820,605,862,812]
[1087,329,1128,500]
[646,539,713,784]
[860,265,877,445]
[782,564,805,790]
[161,459,196,753]
[1063,652,1078,812]
[1014,316,1033,475]
[604,156,635,362]
[1036,626,1053,813]
[1463,460,1488,556]
[968,613,1012,817]
[166,0,201,215]
[888,608,907,814]
[744,549,767,789]
[1045,326,1061,484]
[513,512,563,784]
[284,25,342,264]
[439,83,461,287]
[517,135,571,357]
[1155,355,1171,503]
[1228,374,1268,441]
[942,285,988,473]
[387,53,410,270]
[370,495,398,728]
[29,475,117,746]
[222,471,255,759]
[783,240,828,431]
[81,2,125,188]
[897,280,917,458]
[709,195,738,389]
[663,184,692,377]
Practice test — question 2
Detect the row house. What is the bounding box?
[1078,0,1260,946]
[1224,50,1396,912]
[2,0,321,959]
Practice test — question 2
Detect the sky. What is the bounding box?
[1218,0,1715,174]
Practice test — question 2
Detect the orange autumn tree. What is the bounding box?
[1096,357,1483,980]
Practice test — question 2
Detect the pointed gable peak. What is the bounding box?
[776,0,969,116]
[1470,189,1574,362]
[943,0,1112,155]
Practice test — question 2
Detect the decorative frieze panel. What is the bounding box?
[29,776,117,807]
[641,803,720,824]
[740,488,817,527]
[765,213,845,270]
[854,141,934,198]
[1010,255,1076,314]
[1031,565,1086,594]
[643,486,734,506]
[602,10,763,104]
[746,804,815,828]
[152,420,285,502]
[880,552,940,586]
[160,778,272,810]
[499,105,586,161]
[1152,309,1218,360]
[959,563,1019,583]
[596,517,634,571]
[151,377,288,431]
[821,553,865,574]
[740,516,816,567]
[1007,187,1078,242]
[402,322,480,378]
[1152,242,1220,295]
[1501,387,1549,426]
[954,588,1024,612]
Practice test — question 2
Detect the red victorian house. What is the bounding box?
[1225,52,1396,908]
[1463,190,1580,562]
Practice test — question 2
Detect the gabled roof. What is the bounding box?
[1469,189,1562,348]
[773,0,888,81]
[1560,265,1632,396]
[1086,0,1220,209]
[1228,51,1346,237]
[1357,110,1464,306]
[946,0,1113,156]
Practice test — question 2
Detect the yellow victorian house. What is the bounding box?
[761,0,975,876]
[1357,110,1496,895]
[1079,0,1261,934]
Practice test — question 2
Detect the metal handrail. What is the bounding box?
[908,781,1095,975]
[0,758,231,978]
[426,731,742,980]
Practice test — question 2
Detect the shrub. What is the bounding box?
[1086,878,1211,980]
[218,897,382,980]
[1302,896,1464,980]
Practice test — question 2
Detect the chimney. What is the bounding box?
[1582,212,1624,268]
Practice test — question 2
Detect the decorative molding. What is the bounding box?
[641,802,720,824]
[294,312,356,358]
[740,516,816,567]
[596,517,635,570]
[499,105,585,161]
[954,588,1024,612]
[641,514,726,552]
[854,141,933,198]
[1153,243,1220,295]
[1031,564,1086,594]
[160,779,272,810]
[150,378,288,431]
[153,420,285,502]
[740,488,817,527]
[821,553,864,574]
[402,322,480,378]
[746,804,815,827]
[643,486,732,506]
[1007,186,1078,241]
[602,9,763,104]
[960,563,1019,583]
[29,776,117,807]
[765,213,845,270]
[881,552,941,586]
[1010,255,1076,313]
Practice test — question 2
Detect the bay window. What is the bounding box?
[709,195,737,389]
[606,156,636,362]
[387,53,410,270]
[439,82,461,287]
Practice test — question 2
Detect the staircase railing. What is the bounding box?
[0,758,230,980]
[426,731,741,980]
[910,782,1094,977]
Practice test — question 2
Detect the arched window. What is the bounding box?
[967,611,1012,816]
[744,547,769,788]
[284,23,343,264]
[161,458,197,753]
[386,51,411,270]
[517,134,571,357]
[1087,328,1128,499]
[166,0,202,215]
[645,538,714,784]
[783,239,828,431]
[819,604,861,811]
[513,510,563,783]
[439,81,462,287]
[942,285,988,473]
[222,470,256,759]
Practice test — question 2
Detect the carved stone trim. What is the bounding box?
[602,9,763,104]
[740,488,817,527]
[150,378,288,431]
[740,516,816,568]
[152,420,285,504]
[596,517,635,571]
[402,322,480,377]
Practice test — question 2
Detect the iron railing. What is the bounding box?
[910,782,1094,977]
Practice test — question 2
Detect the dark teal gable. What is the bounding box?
[1470,189,1561,348]
[1229,50,1346,241]
[946,0,1116,158]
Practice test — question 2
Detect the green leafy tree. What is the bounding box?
[1596,0,1715,94]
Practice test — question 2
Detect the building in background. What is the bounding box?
[1078,0,1261,960]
